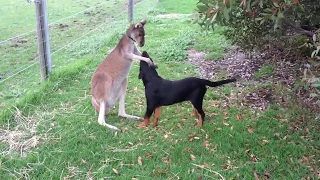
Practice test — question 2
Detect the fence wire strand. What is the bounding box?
[0,0,111,45]
[0,0,156,84]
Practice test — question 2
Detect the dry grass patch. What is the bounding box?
[0,107,56,156]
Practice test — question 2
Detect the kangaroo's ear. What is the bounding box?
[140,19,147,25]
[134,19,147,28]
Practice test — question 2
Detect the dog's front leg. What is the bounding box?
[118,78,143,120]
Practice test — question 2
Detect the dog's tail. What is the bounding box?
[202,78,236,87]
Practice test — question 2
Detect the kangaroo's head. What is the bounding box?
[127,20,147,47]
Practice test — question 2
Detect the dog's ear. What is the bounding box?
[138,72,143,79]
[153,63,158,69]
[141,51,149,58]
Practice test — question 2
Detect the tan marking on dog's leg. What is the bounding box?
[138,117,150,128]
[152,107,162,128]
[191,107,203,128]
[196,110,203,128]
[191,108,198,117]
[118,78,142,120]
[190,104,198,117]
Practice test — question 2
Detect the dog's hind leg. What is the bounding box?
[152,106,162,128]
[118,78,143,120]
[190,88,207,128]
[98,102,120,131]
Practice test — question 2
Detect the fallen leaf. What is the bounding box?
[138,156,142,166]
[223,111,228,116]
[223,122,230,126]
[253,171,260,180]
[145,153,153,158]
[203,141,210,149]
[247,128,254,134]
[301,156,309,164]
[152,169,168,175]
[184,148,190,152]
[190,154,196,161]
[128,142,134,146]
[162,157,170,164]
[177,123,183,129]
[112,168,119,174]
[164,133,169,139]
[237,113,243,121]
[194,136,200,140]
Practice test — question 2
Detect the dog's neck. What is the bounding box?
[141,66,161,86]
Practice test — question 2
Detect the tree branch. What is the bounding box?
[283,19,314,37]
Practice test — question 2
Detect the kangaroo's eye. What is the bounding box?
[138,34,142,36]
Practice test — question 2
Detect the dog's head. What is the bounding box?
[127,20,147,47]
[138,51,158,80]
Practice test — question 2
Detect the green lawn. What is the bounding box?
[0,0,128,108]
[0,0,319,179]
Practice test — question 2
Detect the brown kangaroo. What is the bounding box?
[90,20,154,131]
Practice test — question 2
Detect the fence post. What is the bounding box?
[128,0,134,23]
[35,0,51,81]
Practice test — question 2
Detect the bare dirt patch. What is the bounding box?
[186,47,308,110]
[156,13,191,19]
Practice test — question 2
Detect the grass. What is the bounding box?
[194,27,230,61]
[254,64,275,79]
[0,0,319,179]
[0,0,128,108]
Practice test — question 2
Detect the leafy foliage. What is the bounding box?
[194,0,320,111]
[194,0,320,53]
[157,31,196,61]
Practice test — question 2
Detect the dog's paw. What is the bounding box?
[138,123,148,128]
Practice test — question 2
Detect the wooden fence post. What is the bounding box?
[128,0,134,23]
[35,0,51,81]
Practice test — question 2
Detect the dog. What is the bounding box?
[137,51,236,128]
[90,20,155,131]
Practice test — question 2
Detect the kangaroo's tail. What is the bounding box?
[202,78,236,87]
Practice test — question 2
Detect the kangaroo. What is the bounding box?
[90,20,155,131]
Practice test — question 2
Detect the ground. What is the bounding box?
[0,0,319,179]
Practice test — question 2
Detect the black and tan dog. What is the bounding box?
[138,51,236,128]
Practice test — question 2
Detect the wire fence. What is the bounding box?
[0,0,159,109]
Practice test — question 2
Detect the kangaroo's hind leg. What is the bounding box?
[118,78,143,120]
